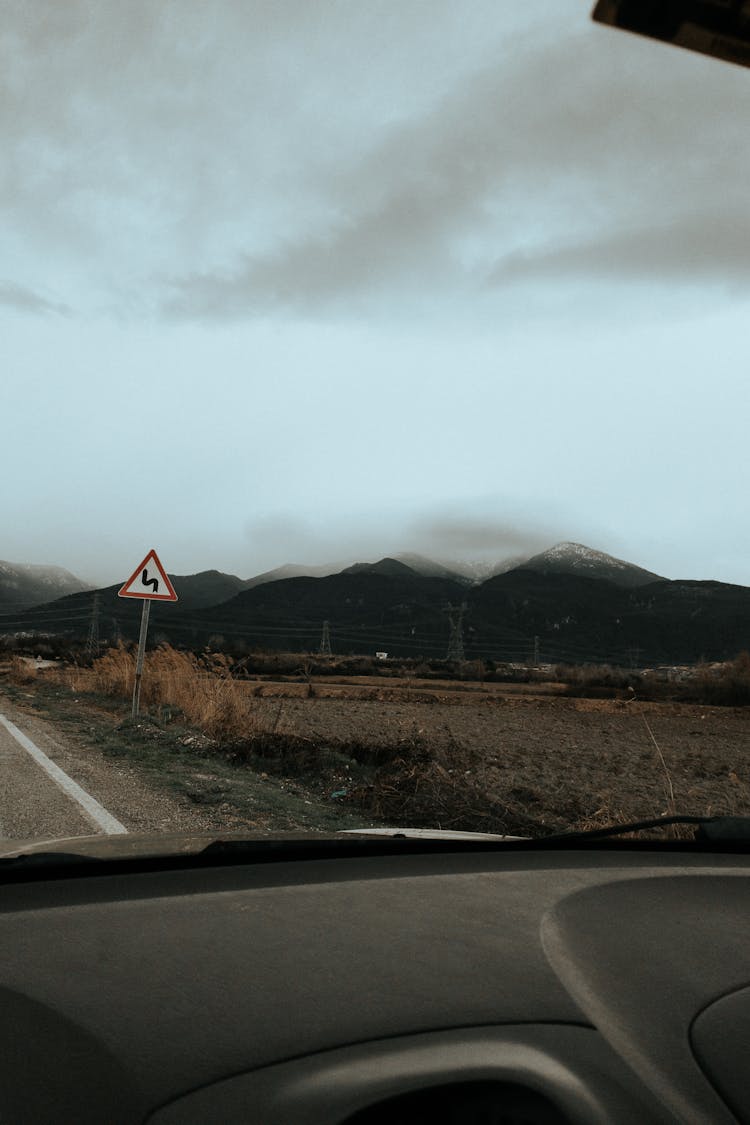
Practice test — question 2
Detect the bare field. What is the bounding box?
[250,686,750,829]
[244,674,567,699]
[5,651,749,836]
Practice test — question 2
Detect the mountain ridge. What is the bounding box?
[0,559,92,612]
[4,543,748,666]
[517,542,662,588]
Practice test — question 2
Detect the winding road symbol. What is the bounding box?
[118,550,178,602]
[141,568,159,593]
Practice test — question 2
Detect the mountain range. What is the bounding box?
[2,543,748,666]
[0,560,92,613]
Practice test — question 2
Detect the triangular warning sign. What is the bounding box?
[118,549,178,602]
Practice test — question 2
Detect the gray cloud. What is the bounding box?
[0,1,512,303]
[240,507,566,574]
[0,281,70,316]
[3,3,749,318]
[163,25,750,319]
[405,514,557,560]
[163,193,452,319]
[489,212,750,288]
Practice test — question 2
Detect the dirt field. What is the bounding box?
[249,687,750,829]
[3,656,749,836]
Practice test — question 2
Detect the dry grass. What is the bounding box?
[7,656,38,686]
[348,738,554,836]
[693,652,750,706]
[68,645,258,741]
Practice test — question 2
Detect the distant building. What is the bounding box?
[375,651,388,661]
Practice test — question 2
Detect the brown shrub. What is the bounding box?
[88,644,257,741]
[348,738,558,837]
[8,656,37,685]
[692,652,750,706]
[555,663,640,695]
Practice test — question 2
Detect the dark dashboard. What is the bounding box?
[1,843,749,1124]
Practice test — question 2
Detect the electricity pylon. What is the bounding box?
[445,602,466,662]
[86,592,100,660]
[319,619,332,656]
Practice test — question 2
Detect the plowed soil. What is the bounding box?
[252,688,750,827]
[4,662,749,836]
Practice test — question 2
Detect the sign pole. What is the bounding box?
[132,599,151,720]
[119,549,178,722]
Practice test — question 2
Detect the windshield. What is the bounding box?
[2,1,749,852]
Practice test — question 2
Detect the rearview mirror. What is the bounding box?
[592,0,750,70]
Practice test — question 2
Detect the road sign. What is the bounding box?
[117,549,177,719]
[118,549,178,602]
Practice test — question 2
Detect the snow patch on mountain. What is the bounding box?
[519,543,662,587]
[542,542,632,569]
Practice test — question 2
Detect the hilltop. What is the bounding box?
[3,543,749,666]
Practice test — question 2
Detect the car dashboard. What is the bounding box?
[1,843,749,1124]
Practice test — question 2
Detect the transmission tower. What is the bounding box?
[318,619,332,656]
[86,592,100,660]
[445,602,466,662]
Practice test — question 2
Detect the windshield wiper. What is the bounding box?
[202,818,750,853]
[533,814,750,846]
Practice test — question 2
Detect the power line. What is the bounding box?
[0,611,93,629]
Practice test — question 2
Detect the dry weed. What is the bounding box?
[87,645,257,741]
[349,738,554,836]
[8,656,37,685]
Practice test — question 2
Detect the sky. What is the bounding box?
[2,1,750,587]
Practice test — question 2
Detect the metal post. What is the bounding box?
[132,600,151,720]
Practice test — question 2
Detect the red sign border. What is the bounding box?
[118,549,179,602]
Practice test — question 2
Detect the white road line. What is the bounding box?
[0,714,127,836]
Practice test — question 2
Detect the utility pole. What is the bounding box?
[86,592,100,661]
[533,635,540,667]
[445,602,466,662]
[318,619,332,656]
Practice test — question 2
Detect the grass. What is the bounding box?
[0,666,373,835]
[7,655,38,686]
[80,644,257,740]
[94,718,366,832]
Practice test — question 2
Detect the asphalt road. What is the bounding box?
[0,689,265,845]
[0,709,126,843]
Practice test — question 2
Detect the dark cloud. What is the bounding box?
[239,507,563,573]
[163,26,750,319]
[488,212,750,287]
[163,194,452,319]
[3,4,749,317]
[406,514,556,559]
[0,281,70,316]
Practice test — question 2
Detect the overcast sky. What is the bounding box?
[3,1,750,586]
